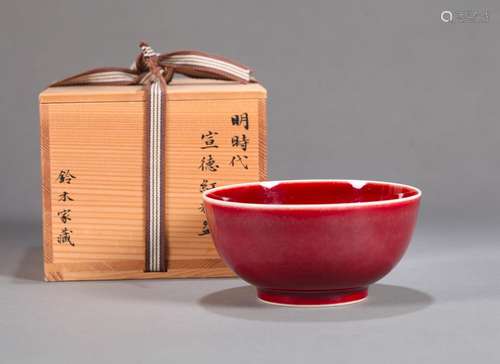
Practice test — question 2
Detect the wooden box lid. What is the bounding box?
[40,79,267,104]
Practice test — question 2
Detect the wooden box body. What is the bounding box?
[40,79,267,281]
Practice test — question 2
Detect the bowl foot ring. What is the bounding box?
[257,287,368,307]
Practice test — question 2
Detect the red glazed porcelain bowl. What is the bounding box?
[203,180,421,307]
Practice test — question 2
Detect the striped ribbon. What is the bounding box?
[51,42,255,272]
[146,79,165,272]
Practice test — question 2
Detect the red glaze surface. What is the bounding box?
[203,180,421,306]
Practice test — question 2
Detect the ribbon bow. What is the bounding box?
[51,43,256,273]
[51,42,256,87]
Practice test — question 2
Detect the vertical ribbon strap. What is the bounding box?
[145,78,167,272]
[142,42,168,273]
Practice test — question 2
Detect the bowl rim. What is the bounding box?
[202,179,422,210]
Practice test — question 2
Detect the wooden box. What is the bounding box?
[40,79,267,281]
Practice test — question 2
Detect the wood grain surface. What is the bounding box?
[40,80,266,281]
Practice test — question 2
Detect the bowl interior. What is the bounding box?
[206,180,419,205]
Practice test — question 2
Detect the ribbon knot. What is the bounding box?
[50,42,256,273]
[140,42,159,59]
[136,42,172,87]
[51,42,256,87]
